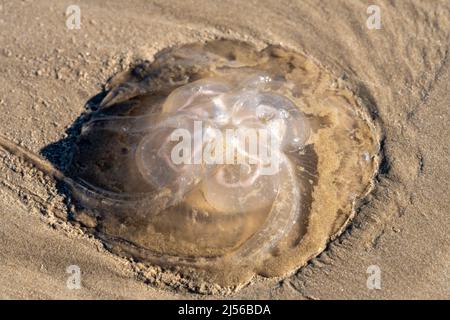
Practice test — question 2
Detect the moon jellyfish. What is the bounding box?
[63,40,380,288]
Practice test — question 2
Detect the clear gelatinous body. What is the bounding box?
[66,40,380,288]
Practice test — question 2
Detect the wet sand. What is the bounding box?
[0,0,449,299]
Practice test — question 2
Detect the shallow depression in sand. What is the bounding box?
[64,40,380,287]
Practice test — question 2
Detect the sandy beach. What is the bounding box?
[0,0,449,299]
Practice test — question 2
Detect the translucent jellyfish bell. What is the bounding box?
[162,78,232,116]
[254,93,310,151]
[136,114,216,198]
[59,40,379,289]
[201,163,280,214]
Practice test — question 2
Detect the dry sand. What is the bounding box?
[0,0,449,299]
